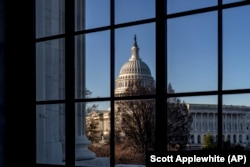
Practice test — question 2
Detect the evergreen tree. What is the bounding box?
[203,134,215,149]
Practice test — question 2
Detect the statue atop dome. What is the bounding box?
[133,34,138,47]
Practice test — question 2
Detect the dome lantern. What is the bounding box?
[130,34,140,61]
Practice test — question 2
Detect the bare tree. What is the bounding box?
[167,83,193,150]
[116,82,155,154]
[116,82,193,153]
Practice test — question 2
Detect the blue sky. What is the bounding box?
[84,1,250,109]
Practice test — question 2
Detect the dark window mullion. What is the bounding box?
[65,0,75,166]
[110,0,115,167]
[155,0,167,152]
[217,0,223,151]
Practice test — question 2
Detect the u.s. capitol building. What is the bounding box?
[86,36,250,149]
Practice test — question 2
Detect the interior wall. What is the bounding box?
[0,0,6,166]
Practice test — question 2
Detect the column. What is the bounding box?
[206,113,208,131]
[74,7,95,158]
[236,114,238,143]
[194,113,197,131]
[36,40,63,163]
[231,114,233,132]
[213,113,215,132]
[225,113,227,133]
[201,113,203,131]
[75,103,95,160]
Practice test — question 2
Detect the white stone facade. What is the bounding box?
[188,104,250,148]
[87,103,250,150]
[36,0,97,164]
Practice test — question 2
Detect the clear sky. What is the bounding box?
[84,0,250,109]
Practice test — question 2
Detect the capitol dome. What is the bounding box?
[119,56,152,76]
[115,35,155,95]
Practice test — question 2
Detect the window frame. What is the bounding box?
[34,0,250,167]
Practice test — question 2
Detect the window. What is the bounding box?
[233,135,236,143]
[34,1,250,167]
[191,135,194,144]
[198,135,201,144]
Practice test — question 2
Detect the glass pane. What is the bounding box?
[75,31,110,99]
[76,101,110,166]
[115,0,155,24]
[36,0,65,38]
[223,94,250,150]
[167,12,217,93]
[167,0,217,14]
[76,0,110,30]
[115,99,155,165]
[115,23,155,96]
[36,39,65,101]
[223,0,243,4]
[36,104,65,165]
[223,6,250,90]
[75,0,85,31]
[167,94,218,151]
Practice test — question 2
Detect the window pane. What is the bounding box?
[115,23,155,96]
[223,0,243,4]
[76,0,110,30]
[223,6,250,90]
[36,104,65,165]
[167,12,217,93]
[115,99,155,165]
[36,0,65,38]
[115,0,155,24]
[75,31,110,99]
[85,102,110,156]
[76,101,110,165]
[36,39,65,101]
[168,95,218,151]
[167,0,217,14]
[75,0,85,31]
[223,94,250,150]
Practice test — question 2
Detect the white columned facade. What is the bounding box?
[36,0,96,163]
[189,104,250,149]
